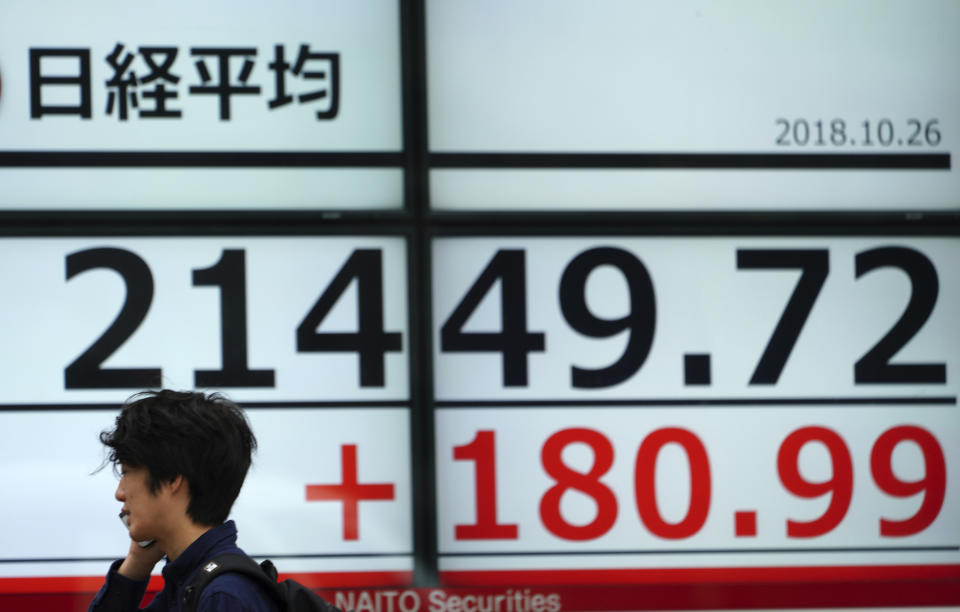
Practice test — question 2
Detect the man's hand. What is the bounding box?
[117,539,165,581]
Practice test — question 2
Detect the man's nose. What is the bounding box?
[115,482,125,502]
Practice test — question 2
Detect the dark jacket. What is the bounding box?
[88,521,279,612]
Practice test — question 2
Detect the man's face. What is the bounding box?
[115,465,166,542]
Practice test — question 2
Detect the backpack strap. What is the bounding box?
[182,553,283,612]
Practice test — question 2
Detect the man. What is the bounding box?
[89,389,279,612]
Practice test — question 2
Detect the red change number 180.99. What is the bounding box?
[453,425,945,541]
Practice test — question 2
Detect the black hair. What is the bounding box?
[100,389,256,526]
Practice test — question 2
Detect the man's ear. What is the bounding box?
[164,474,186,495]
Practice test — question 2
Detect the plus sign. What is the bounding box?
[305,444,395,540]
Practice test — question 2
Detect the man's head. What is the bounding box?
[100,389,257,527]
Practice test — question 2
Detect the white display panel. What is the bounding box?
[0,235,414,586]
[0,408,412,578]
[432,237,958,400]
[427,0,959,211]
[0,236,409,403]
[0,0,403,210]
[436,407,958,573]
[431,235,959,582]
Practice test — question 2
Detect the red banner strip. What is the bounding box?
[2,580,960,612]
